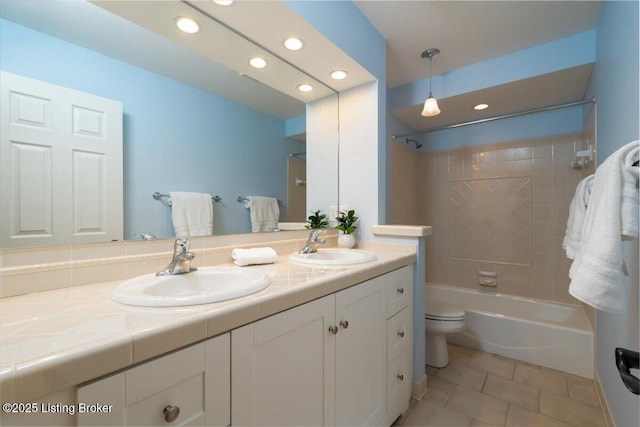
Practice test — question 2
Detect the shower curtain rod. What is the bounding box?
[392,98,596,140]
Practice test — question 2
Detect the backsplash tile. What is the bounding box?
[0,229,337,299]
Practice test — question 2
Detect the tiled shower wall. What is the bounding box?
[391,126,595,306]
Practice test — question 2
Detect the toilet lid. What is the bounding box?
[425,300,465,320]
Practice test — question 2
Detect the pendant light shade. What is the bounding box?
[422,92,441,116]
[421,48,441,117]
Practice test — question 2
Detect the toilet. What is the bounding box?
[425,300,466,368]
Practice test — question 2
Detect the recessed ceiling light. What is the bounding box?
[474,103,489,110]
[213,0,234,5]
[175,17,200,34]
[249,57,267,69]
[330,70,348,80]
[297,84,313,92]
[284,37,304,51]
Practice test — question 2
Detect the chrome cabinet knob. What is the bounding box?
[397,374,404,381]
[328,325,338,334]
[398,331,405,338]
[163,405,180,423]
[397,287,404,294]
[339,320,349,329]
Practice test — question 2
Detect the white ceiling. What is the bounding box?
[355,0,603,132]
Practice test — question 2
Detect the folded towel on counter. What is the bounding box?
[232,247,278,267]
[170,192,213,237]
[569,140,639,312]
[562,174,594,259]
[244,196,280,232]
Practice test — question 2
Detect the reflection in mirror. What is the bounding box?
[0,0,339,248]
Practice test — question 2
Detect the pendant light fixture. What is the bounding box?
[421,48,441,117]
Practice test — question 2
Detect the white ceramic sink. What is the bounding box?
[289,248,377,266]
[111,266,270,307]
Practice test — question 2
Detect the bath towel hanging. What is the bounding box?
[170,192,214,237]
[563,175,594,259]
[244,196,279,232]
[568,140,639,312]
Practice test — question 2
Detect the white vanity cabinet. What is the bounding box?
[76,333,230,427]
[231,266,413,426]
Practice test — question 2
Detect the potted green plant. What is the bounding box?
[305,209,329,229]
[335,209,358,248]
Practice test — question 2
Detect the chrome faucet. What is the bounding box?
[299,230,326,254]
[156,238,198,276]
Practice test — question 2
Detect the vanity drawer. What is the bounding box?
[387,306,412,362]
[385,266,412,318]
[386,349,412,425]
[126,374,204,426]
[126,342,205,406]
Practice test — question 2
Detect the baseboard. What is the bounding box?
[594,370,616,427]
[411,374,427,400]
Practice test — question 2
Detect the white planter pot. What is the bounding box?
[338,233,356,249]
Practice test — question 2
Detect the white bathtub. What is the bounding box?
[426,283,594,378]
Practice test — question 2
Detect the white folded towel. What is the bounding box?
[562,174,594,259]
[244,196,280,232]
[170,192,213,237]
[568,140,640,312]
[232,247,278,267]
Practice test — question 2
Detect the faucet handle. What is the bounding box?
[173,238,190,254]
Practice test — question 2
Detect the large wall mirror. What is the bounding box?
[0,0,340,248]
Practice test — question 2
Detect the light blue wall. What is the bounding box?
[587,2,640,426]
[419,106,585,153]
[1,19,301,239]
[285,114,306,138]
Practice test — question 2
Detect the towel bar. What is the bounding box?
[153,192,222,206]
[237,196,282,204]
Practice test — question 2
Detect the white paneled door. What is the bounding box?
[0,71,123,247]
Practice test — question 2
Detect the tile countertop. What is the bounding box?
[0,243,416,403]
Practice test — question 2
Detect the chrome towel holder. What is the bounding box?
[153,192,222,206]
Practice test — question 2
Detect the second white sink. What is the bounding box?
[289,248,377,266]
[111,266,270,307]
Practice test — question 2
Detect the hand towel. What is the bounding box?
[562,174,594,259]
[568,140,640,312]
[170,192,213,237]
[232,247,277,267]
[245,196,280,232]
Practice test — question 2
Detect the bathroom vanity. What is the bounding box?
[0,240,415,427]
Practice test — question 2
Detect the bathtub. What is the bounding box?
[426,283,594,378]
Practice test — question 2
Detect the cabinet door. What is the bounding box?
[232,295,335,426]
[335,278,386,426]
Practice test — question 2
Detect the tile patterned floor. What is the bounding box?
[395,344,607,427]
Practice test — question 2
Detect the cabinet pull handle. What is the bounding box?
[398,331,405,338]
[397,374,404,382]
[163,405,180,423]
[397,287,404,294]
[339,320,349,329]
[328,325,338,334]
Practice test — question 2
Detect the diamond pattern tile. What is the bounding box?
[450,177,532,265]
